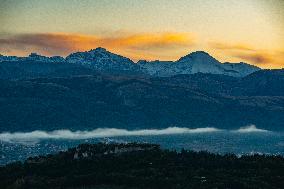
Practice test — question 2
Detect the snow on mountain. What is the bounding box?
[0,54,21,62]
[137,60,175,76]
[177,51,224,74]
[1,48,260,77]
[65,47,141,73]
[49,56,66,62]
[137,51,260,77]
[222,62,260,77]
[0,53,65,63]
[26,53,66,63]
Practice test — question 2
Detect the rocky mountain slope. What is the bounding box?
[66,47,142,75]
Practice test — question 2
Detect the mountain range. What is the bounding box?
[0,48,283,132]
[0,47,260,78]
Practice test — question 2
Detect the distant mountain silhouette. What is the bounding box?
[0,48,260,78]
[138,51,259,77]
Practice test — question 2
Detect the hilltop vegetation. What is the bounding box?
[0,143,283,189]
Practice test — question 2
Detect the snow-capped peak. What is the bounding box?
[138,51,260,77]
[66,47,133,64]
[65,47,141,73]
[0,48,260,77]
[177,51,218,63]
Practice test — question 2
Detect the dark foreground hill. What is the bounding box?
[1,70,284,132]
[0,143,283,189]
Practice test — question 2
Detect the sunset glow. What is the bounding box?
[0,0,283,68]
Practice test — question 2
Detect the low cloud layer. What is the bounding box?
[0,127,219,143]
[232,125,269,133]
[0,125,271,143]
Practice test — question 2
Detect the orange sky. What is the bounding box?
[0,0,283,68]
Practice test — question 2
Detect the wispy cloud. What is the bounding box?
[0,32,196,60]
[209,41,254,51]
[1,33,283,68]
[209,41,284,68]
[233,52,274,65]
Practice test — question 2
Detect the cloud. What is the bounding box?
[120,33,195,50]
[209,41,254,51]
[0,32,196,59]
[209,41,284,68]
[232,125,269,133]
[0,127,220,143]
[0,125,273,144]
[233,52,274,64]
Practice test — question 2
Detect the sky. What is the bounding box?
[0,0,284,68]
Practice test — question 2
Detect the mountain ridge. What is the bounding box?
[139,50,260,77]
[0,47,261,77]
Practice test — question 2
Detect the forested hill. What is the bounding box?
[1,143,283,189]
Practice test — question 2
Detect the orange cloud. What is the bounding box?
[209,41,284,68]
[233,52,273,64]
[209,41,254,51]
[0,32,196,60]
